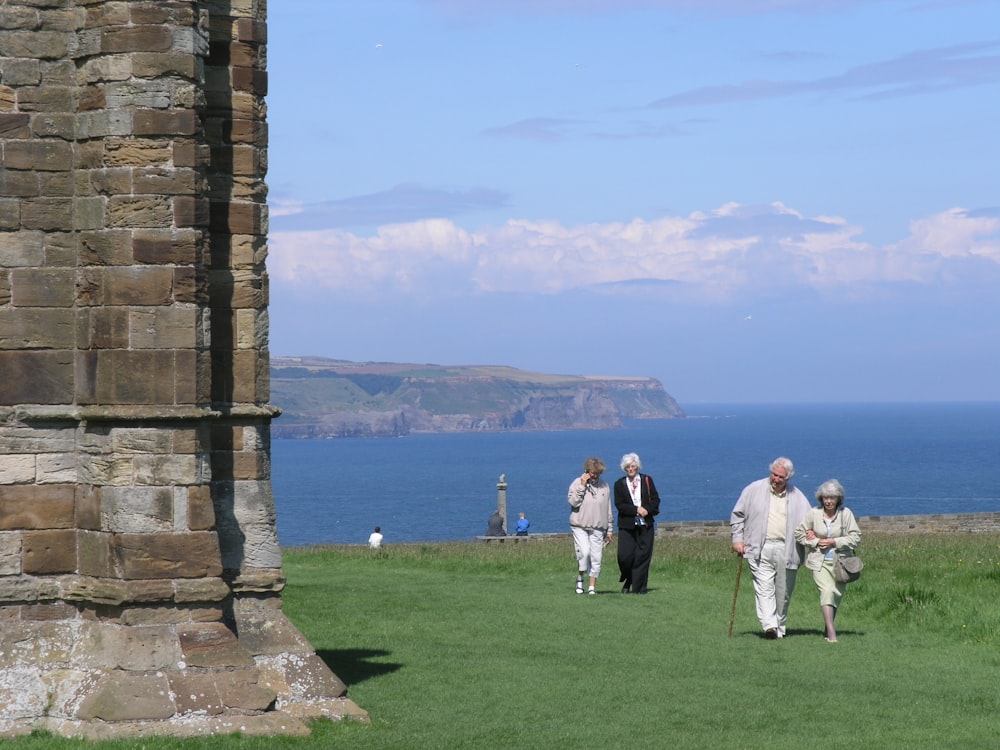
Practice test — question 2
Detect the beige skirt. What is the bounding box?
[813,559,846,608]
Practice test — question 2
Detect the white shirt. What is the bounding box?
[368,532,383,549]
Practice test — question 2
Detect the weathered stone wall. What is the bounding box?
[0,0,363,738]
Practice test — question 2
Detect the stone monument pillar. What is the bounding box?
[0,0,363,738]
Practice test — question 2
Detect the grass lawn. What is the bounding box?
[281,533,1000,750]
[7,533,999,749]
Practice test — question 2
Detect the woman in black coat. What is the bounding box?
[613,452,661,594]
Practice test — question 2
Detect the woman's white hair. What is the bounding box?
[620,453,642,471]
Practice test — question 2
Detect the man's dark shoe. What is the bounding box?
[764,628,779,639]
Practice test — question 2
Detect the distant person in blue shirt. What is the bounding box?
[515,512,530,536]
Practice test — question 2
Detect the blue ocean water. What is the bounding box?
[271,402,1000,547]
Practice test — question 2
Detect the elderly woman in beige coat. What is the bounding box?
[794,479,861,643]
[568,457,614,595]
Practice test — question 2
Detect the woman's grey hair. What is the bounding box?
[770,456,794,478]
[815,479,845,506]
[620,453,642,471]
[583,456,606,475]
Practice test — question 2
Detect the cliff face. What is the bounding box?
[270,357,684,438]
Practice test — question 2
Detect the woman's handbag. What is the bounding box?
[834,554,863,583]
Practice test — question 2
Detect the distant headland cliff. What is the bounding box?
[270,356,685,438]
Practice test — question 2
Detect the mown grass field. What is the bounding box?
[9,532,1000,749]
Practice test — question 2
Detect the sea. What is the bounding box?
[271,402,1000,547]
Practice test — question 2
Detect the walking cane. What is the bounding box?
[728,555,744,638]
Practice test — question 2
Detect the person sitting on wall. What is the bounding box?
[515,512,530,536]
[485,509,507,536]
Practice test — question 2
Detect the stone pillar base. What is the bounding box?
[0,598,368,739]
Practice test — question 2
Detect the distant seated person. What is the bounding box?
[515,512,530,536]
[485,510,507,536]
[368,526,383,550]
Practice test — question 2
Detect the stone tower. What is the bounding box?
[0,0,363,738]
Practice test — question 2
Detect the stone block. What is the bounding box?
[0,485,75,530]
[0,532,22,576]
[123,579,177,603]
[0,199,18,230]
[232,66,267,95]
[73,196,106,231]
[87,167,132,197]
[78,228,133,266]
[75,672,175,722]
[0,454,34,484]
[0,230,45,266]
[172,266,205,304]
[0,308,75,348]
[178,622,255,668]
[31,112,75,139]
[172,140,211,170]
[0,113,31,137]
[231,599,314,657]
[43,231,77,266]
[22,529,77,574]
[236,17,267,44]
[36,452,77,484]
[10,268,75,307]
[80,308,130,349]
[20,601,77,621]
[132,231,183,265]
[106,196,173,229]
[101,26,174,54]
[133,167,198,196]
[78,84,107,111]
[129,307,198,348]
[132,52,199,79]
[101,486,174,533]
[105,80,171,109]
[110,427,174,454]
[133,108,197,137]
[0,351,74,405]
[169,672,225,715]
[173,196,210,227]
[76,530,114,577]
[76,452,134,486]
[75,486,101,530]
[132,454,202,486]
[104,266,174,305]
[104,139,172,168]
[13,84,75,114]
[76,108,134,139]
[256,652,347,703]
[173,576,229,603]
[39,170,75,197]
[76,349,176,405]
[82,623,182,671]
[112,532,223,579]
[209,201,263,234]
[1,140,73,171]
[216,668,277,711]
[0,167,39,197]
[21,197,74,230]
[0,59,40,87]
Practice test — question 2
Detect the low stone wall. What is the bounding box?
[659,511,1000,539]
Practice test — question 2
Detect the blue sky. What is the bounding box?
[264,0,1000,404]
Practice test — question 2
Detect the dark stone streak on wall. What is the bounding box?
[0,0,364,738]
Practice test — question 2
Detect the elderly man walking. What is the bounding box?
[730,457,811,639]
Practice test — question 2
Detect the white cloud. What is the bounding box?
[268,203,1000,298]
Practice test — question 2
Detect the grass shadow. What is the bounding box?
[316,648,403,685]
